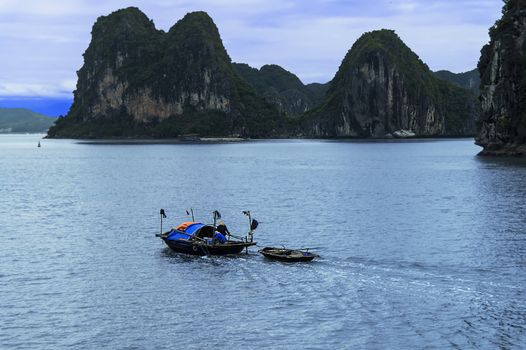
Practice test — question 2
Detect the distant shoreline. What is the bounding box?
[74,137,248,145]
[40,135,479,145]
[0,132,47,135]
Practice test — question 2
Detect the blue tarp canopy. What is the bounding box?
[166,223,205,241]
[185,223,205,235]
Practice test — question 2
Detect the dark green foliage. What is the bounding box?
[154,12,233,100]
[437,81,478,135]
[48,111,136,138]
[258,65,306,92]
[433,69,480,133]
[0,108,56,133]
[305,83,330,105]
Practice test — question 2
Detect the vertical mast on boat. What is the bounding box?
[213,210,221,227]
[186,208,195,221]
[243,211,257,243]
[160,208,167,235]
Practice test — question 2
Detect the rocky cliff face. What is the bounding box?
[233,63,328,117]
[301,30,477,137]
[476,0,526,155]
[47,8,282,138]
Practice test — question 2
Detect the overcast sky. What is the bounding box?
[0,0,503,99]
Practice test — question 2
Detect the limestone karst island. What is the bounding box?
[45,2,526,156]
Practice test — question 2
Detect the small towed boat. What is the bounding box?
[259,247,318,262]
[156,209,258,256]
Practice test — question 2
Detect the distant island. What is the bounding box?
[0,108,56,133]
[299,29,478,138]
[46,7,479,140]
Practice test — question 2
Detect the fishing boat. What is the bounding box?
[156,209,258,256]
[259,247,317,262]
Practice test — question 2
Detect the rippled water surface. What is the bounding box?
[1,134,526,349]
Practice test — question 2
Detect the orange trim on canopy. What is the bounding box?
[176,221,196,231]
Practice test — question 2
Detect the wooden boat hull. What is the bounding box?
[258,247,317,262]
[162,237,256,256]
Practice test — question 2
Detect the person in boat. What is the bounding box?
[216,220,230,236]
[213,220,230,244]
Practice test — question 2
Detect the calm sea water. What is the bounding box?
[1,134,526,349]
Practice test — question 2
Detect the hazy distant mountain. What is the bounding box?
[434,69,480,95]
[232,63,328,117]
[0,98,72,117]
[0,108,56,133]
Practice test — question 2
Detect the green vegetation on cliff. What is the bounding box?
[48,8,284,139]
[0,108,56,133]
[302,29,478,137]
